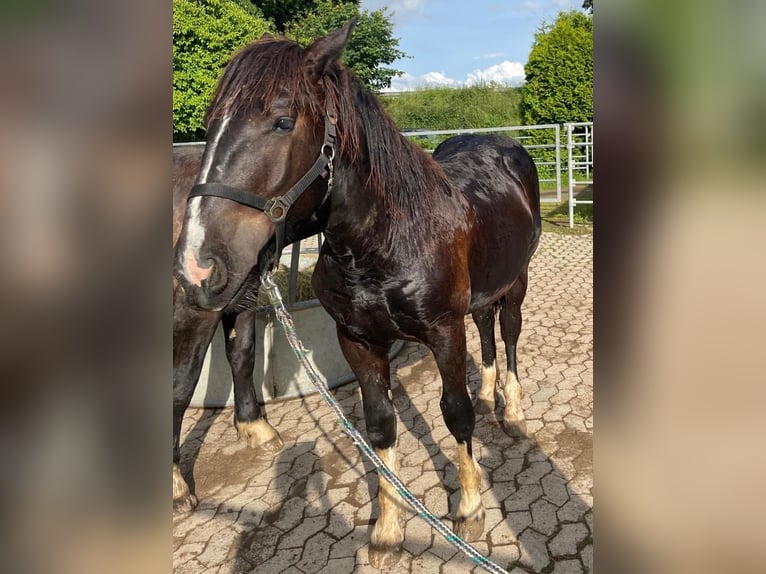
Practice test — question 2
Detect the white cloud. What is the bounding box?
[384,61,526,92]
[517,0,541,11]
[473,52,507,60]
[466,60,526,87]
[419,72,461,87]
[384,71,460,92]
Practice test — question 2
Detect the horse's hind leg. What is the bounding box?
[173,294,221,514]
[471,305,498,414]
[336,325,402,569]
[428,321,485,542]
[498,269,529,436]
[222,311,283,453]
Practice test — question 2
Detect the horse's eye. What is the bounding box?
[273,117,295,132]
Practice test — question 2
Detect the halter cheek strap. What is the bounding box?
[187,86,337,272]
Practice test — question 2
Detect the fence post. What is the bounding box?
[567,124,574,228]
[555,123,561,202]
[288,241,301,305]
[585,124,591,180]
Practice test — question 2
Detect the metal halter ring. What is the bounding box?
[265,197,289,222]
[322,143,335,161]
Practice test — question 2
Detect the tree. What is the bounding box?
[173,0,272,140]
[520,10,593,125]
[286,1,406,92]
[232,0,263,17]
[582,0,592,13]
[249,0,358,33]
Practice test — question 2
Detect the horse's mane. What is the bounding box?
[205,37,322,127]
[206,35,454,220]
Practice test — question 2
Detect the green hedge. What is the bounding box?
[379,85,521,132]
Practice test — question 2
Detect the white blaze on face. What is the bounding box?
[182,115,231,286]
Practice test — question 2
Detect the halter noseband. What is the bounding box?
[188,86,337,272]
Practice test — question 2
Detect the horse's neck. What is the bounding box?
[325,163,371,220]
[321,108,456,262]
[323,162,388,257]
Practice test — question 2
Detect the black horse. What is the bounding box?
[173,20,541,568]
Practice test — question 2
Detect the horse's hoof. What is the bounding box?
[474,398,494,415]
[502,418,527,437]
[172,463,197,515]
[236,419,284,453]
[368,545,402,569]
[454,511,485,542]
[256,434,285,454]
[173,492,198,515]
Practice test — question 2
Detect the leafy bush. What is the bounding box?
[515,11,592,185]
[520,10,593,125]
[173,0,272,141]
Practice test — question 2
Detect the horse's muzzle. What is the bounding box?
[175,253,229,311]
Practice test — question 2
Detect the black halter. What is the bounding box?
[188,89,337,272]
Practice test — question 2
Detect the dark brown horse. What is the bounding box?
[173,145,280,513]
[173,20,541,567]
[172,146,325,513]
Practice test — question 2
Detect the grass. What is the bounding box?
[380,85,522,131]
[540,184,593,235]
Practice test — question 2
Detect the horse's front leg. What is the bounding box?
[336,325,402,569]
[221,311,283,453]
[173,290,222,514]
[428,320,486,541]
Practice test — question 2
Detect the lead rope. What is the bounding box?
[260,273,510,574]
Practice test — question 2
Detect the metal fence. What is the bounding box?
[565,122,594,228]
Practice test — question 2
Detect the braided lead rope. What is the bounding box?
[260,275,510,574]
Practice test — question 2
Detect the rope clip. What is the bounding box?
[260,271,283,307]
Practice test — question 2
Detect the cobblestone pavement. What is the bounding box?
[174,232,593,574]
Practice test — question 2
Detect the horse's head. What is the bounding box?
[174,20,356,311]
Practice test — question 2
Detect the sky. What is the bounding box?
[359,0,585,91]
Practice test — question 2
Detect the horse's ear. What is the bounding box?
[304,17,357,79]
